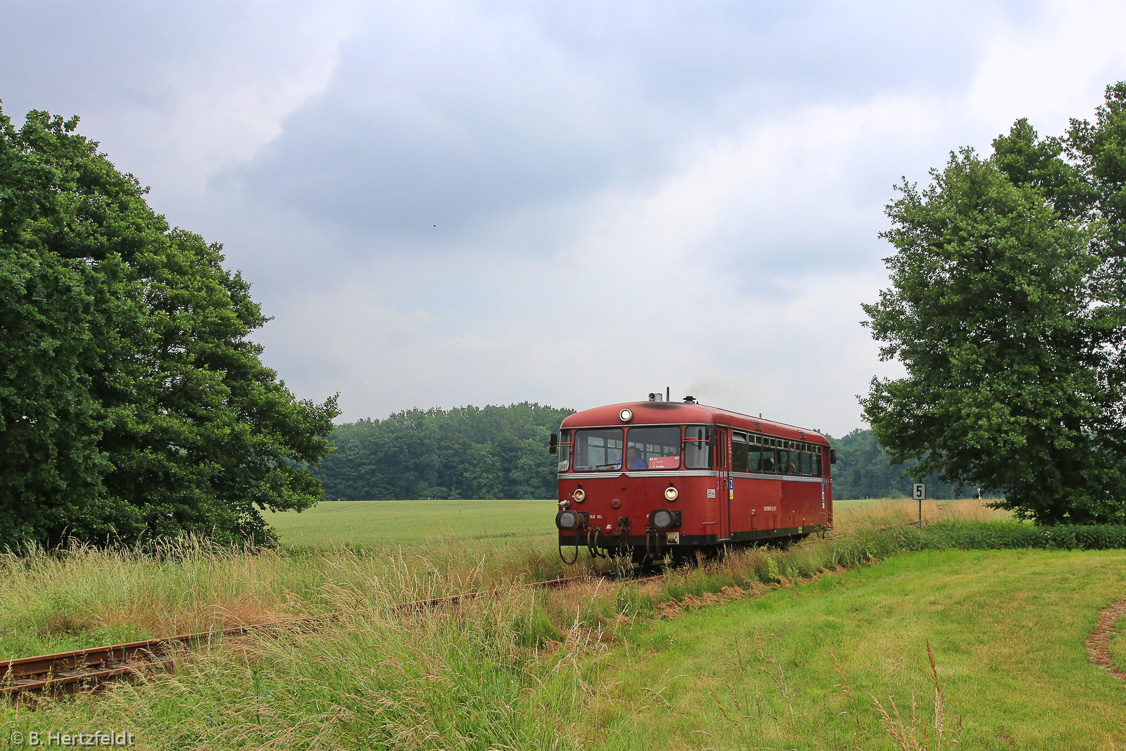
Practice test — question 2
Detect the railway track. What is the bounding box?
[2,570,663,701]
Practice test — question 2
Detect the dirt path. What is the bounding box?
[1086,599,1126,680]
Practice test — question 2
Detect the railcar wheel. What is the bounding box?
[668,549,699,568]
[631,547,653,573]
[697,543,729,562]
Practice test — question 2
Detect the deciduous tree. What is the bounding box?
[862,85,1126,524]
[0,107,338,547]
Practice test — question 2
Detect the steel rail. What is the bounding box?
[2,571,663,700]
[0,625,252,698]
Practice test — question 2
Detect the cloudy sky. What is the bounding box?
[4,0,1126,437]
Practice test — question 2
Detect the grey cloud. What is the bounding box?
[220,0,1023,251]
[0,0,1068,436]
[222,9,672,241]
[499,0,1014,110]
[2,1,318,114]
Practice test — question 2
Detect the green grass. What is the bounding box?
[264,499,558,548]
[6,499,1125,750]
[4,547,1124,750]
[1111,614,1126,674]
[589,549,1126,750]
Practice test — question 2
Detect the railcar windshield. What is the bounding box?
[625,426,681,470]
[684,425,714,469]
[572,428,624,471]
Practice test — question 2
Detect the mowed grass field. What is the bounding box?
[593,549,1126,750]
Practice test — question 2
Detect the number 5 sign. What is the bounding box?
[912,483,926,529]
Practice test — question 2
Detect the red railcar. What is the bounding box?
[551,395,833,564]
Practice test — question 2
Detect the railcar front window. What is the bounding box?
[573,428,624,471]
[626,426,682,470]
[684,426,714,469]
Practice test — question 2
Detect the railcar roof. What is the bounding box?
[560,401,829,445]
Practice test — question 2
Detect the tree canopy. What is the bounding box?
[0,107,338,548]
[827,429,963,501]
[312,403,573,501]
[861,83,1126,524]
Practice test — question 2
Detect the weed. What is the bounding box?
[869,642,960,751]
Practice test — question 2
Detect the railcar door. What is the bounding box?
[719,427,731,540]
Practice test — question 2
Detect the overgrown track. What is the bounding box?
[2,571,663,701]
[0,626,253,699]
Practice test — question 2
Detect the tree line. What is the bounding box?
[311,405,960,501]
[828,429,966,500]
[311,403,572,501]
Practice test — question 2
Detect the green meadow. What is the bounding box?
[262,496,967,549]
[264,498,558,548]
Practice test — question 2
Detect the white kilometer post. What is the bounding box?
[913,483,926,529]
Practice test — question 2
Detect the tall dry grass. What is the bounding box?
[12,582,600,750]
[0,499,1009,659]
[835,497,1011,533]
[0,535,592,659]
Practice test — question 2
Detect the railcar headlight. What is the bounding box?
[556,510,589,531]
[664,485,679,502]
[572,487,586,503]
[619,408,633,422]
[649,509,681,531]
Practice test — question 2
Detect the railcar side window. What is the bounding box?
[684,426,714,469]
[626,426,682,470]
[732,432,749,473]
[813,448,823,477]
[748,434,763,472]
[762,438,777,473]
[800,447,812,476]
[573,428,624,471]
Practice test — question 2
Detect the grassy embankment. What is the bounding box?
[3,498,1125,749]
[0,497,973,659]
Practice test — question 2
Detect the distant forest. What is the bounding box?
[312,403,572,501]
[311,404,970,501]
